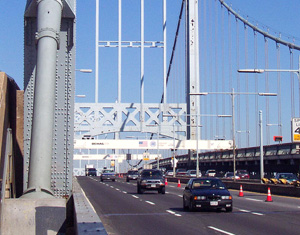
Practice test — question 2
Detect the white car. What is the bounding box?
[186,170,201,177]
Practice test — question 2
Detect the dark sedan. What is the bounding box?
[183,178,232,212]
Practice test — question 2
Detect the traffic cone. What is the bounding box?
[165,178,168,186]
[238,185,244,197]
[265,187,273,202]
[177,179,181,187]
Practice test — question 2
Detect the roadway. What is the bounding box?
[77,176,300,235]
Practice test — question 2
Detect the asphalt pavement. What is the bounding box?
[77,176,300,235]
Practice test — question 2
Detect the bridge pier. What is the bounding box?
[1,198,66,234]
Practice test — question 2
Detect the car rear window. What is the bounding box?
[192,179,225,189]
[128,171,138,174]
[142,171,162,177]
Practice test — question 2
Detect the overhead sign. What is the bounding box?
[74,139,233,150]
[292,118,300,142]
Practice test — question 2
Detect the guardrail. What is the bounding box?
[72,178,108,235]
[166,177,300,197]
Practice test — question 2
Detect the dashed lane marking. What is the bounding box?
[166,210,181,217]
[132,195,139,199]
[145,201,155,205]
[244,198,264,202]
[208,226,235,235]
[238,209,264,216]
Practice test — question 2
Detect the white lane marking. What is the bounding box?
[132,195,139,199]
[110,186,114,188]
[169,186,175,188]
[245,198,264,202]
[239,209,250,213]
[122,191,127,194]
[178,195,183,197]
[145,201,155,205]
[165,192,170,194]
[238,208,264,216]
[252,212,264,216]
[298,206,300,209]
[166,210,181,217]
[115,188,120,191]
[208,226,235,235]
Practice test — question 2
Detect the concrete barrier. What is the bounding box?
[72,177,107,235]
[166,177,300,197]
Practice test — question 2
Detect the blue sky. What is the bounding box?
[1,0,300,147]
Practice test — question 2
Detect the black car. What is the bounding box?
[183,178,232,212]
[137,169,165,194]
[127,170,139,182]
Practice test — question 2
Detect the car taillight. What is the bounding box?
[194,196,206,200]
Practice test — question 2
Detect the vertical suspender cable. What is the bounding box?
[209,0,213,139]
[254,30,259,146]
[290,49,295,118]
[264,37,270,145]
[236,17,240,144]
[276,43,282,136]
[203,0,207,139]
[244,24,249,147]
[221,4,226,138]
[228,11,232,141]
[214,0,219,139]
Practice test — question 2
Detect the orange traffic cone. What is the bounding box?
[265,187,273,202]
[238,185,244,197]
[177,179,181,187]
[165,178,168,186]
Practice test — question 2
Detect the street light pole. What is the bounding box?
[190,90,276,182]
[238,55,300,113]
[259,110,264,181]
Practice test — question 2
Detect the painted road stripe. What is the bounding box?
[178,195,183,197]
[132,195,139,199]
[208,226,235,235]
[239,209,264,216]
[166,210,181,217]
[245,198,264,202]
[145,201,155,205]
[115,188,120,191]
[122,191,127,194]
[252,212,264,216]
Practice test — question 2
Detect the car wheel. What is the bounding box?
[126,178,129,182]
[226,207,232,212]
[189,200,195,212]
[137,186,143,194]
[160,187,165,194]
[183,197,188,211]
[112,179,115,182]
[100,178,103,182]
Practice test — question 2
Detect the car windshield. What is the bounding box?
[189,171,196,174]
[142,170,162,177]
[128,171,138,174]
[192,179,225,190]
[103,170,114,173]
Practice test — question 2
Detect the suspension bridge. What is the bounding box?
[1,0,300,234]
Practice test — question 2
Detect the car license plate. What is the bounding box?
[210,201,218,206]
[151,184,156,188]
